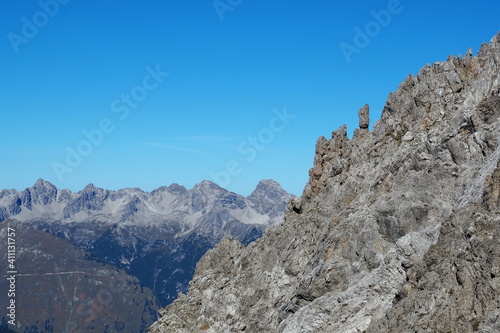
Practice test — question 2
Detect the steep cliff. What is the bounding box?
[149,32,500,333]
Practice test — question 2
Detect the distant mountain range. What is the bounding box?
[0,179,293,333]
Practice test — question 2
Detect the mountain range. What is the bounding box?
[0,179,293,332]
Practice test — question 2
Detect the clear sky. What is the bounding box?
[1,0,499,196]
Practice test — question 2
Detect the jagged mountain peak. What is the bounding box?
[80,182,105,193]
[184,181,230,213]
[371,30,500,141]
[193,180,226,193]
[167,183,188,195]
[150,183,187,196]
[168,182,186,189]
[248,179,294,217]
[32,178,56,189]
[149,31,500,333]
[20,178,59,207]
[249,179,286,196]
[27,179,57,199]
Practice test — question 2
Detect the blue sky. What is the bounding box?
[1,0,499,196]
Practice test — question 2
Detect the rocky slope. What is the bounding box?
[0,220,160,333]
[149,32,500,332]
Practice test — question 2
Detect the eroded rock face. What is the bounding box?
[149,32,500,333]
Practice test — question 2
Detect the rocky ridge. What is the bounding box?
[149,32,500,332]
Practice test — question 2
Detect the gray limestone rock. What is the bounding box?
[149,31,500,333]
[358,103,370,129]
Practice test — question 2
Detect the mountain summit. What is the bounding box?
[149,32,500,332]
